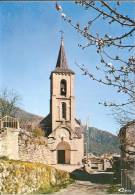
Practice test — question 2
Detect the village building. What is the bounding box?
[82,153,114,172]
[40,37,84,165]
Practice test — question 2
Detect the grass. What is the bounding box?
[37,178,74,194]
[107,184,121,194]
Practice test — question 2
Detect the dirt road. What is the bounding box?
[50,169,114,195]
[53,180,110,195]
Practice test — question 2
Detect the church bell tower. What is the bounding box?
[40,34,84,165]
[50,36,75,132]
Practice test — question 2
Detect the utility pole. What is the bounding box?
[86,116,90,163]
[84,121,88,163]
[87,116,90,159]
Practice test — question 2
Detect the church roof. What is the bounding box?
[53,38,74,74]
[39,114,52,136]
[39,113,83,138]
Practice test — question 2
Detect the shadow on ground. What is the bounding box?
[70,169,114,184]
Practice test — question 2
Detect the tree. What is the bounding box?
[0,88,20,117]
[112,102,135,126]
[57,1,135,124]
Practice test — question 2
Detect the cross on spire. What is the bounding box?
[56,31,68,69]
[59,30,64,42]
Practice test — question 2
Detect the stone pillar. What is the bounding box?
[6,128,20,160]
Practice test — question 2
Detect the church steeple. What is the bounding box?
[53,34,74,74]
[56,37,68,70]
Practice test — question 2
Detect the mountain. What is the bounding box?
[13,108,120,155]
[15,107,43,120]
[85,127,120,155]
[14,107,44,129]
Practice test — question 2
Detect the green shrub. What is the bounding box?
[32,127,45,137]
[107,184,121,194]
[0,156,9,160]
[0,159,70,194]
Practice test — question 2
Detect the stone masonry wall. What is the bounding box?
[0,128,19,159]
[18,129,52,164]
[0,128,53,164]
[0,128,84,166]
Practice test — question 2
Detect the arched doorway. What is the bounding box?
[56,141,71,164]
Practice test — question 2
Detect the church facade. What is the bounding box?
[40,37,84,165]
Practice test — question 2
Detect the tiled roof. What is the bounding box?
[39,114,52,136]
[39,114,51,127]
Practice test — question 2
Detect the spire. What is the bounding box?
[56,33,68,70]
[53,32,74,74]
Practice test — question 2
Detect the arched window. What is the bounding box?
[62,102,66,119]
[60,79,67,96]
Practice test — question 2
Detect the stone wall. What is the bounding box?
[0,128,19,159]
[0,159,70,194]
[18,129,53,164]
[0,128,84,166]
[119,121,135,158]
[0,128,53,164]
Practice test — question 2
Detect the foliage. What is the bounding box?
[107,184,121,194]
[0,156,9,160]
[38,178,73,194]
[32,127,45,137]
[0,88,20,118]
[57,1,135,124]
[0,159,70,194]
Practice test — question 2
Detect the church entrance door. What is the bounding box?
[56,141,71,164]
[57,150,65,164]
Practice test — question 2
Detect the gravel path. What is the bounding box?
[50,170,114,195]
[53,180,110,195]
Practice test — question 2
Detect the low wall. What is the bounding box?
[18,130,52,164]
[0,128,19,159]
[0,159,70,194]
[0,128,53,164]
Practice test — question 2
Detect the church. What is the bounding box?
[40,36,84,165]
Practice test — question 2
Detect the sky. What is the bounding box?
[0,1,134,134]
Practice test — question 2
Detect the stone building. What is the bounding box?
[82,153,114,172]
[40,37,84,165]
[118,120,135,193]
[0,38,84,167]
[119,120,135,159]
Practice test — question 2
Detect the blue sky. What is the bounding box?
[0,1,134,134]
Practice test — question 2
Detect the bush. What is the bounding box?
[107,184,121,194]
[32,127,45,137]
[0,156,9,160]
[0,159,70,194]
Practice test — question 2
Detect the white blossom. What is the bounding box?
[61,13,66,18]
